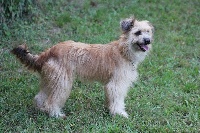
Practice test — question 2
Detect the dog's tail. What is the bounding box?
[11,44,46,72]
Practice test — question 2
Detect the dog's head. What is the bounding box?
[120,17,154,52]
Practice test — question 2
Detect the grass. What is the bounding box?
[0,0,200,132]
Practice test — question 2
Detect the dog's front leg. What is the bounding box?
[105,80,130,118]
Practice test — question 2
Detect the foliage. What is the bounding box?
[1,0,32,20]
[0,0,35,36]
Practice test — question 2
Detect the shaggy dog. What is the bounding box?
[11,16,154,118]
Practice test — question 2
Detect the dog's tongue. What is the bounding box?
[141,44,149,51]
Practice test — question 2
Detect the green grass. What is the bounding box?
[1,0,200,132]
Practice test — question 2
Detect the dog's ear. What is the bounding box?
[120,17,135,32]
[150,23,155,33]
[146,21,155,33]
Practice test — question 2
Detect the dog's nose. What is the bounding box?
[144,38,150,45]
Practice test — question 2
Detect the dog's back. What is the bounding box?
[11,40,127,83]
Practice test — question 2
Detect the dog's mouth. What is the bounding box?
[137,43,149,52]
[136,38,151,52]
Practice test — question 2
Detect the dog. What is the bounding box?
[11,16,154,118]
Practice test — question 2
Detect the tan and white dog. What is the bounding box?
[11,16,154,118]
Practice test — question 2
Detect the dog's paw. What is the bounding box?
[119,111,129,118]
[111,110,129,118]
[59,113,67,119]
[50,112,66,118]
[48,109,66,118]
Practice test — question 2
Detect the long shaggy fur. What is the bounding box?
[12,16,154,118]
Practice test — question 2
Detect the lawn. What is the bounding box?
[0,0,199,132]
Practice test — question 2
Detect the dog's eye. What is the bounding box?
[147,30,150,33]
[135,30,141,36]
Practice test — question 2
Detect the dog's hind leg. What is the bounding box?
[34,89,47,111]
[34,76,52,111]
[37,60,73,118]
[44,71,72,118]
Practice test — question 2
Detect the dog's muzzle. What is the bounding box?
[137,38,151,52]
